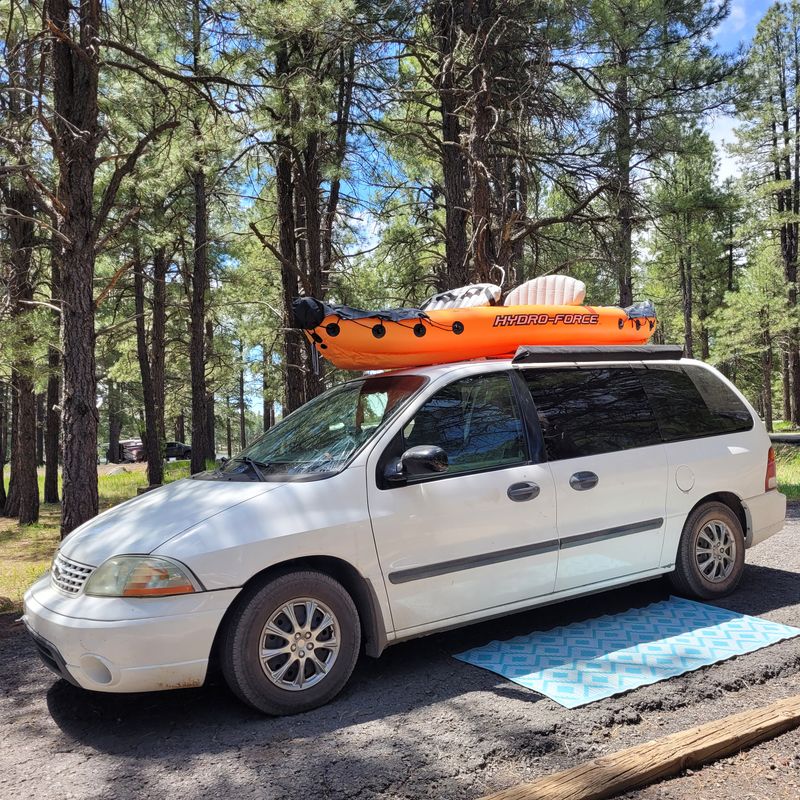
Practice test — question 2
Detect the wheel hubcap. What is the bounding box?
[695,519,736,583]
[259,597,340,691]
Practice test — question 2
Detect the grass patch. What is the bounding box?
[775,444,800,500]
[0,461,191,612]
[772,419,798,432]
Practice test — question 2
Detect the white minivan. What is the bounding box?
[24,346,786,715]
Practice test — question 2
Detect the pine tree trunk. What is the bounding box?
[108,381,121,463]
[0,384,6,509]
[678,251,693,358]
[432,0,469,289]
[35,394,45,467]
[151,248,167,450]
[262,347,272,432]
[134,247,163,486]
[189,0,209,475]
[278,199,305,408]
[5,383,18,516]
[189,160,209,474]
[3,185,39,523]
[226,403,232,458]
[465,1,497,283]
[782,349,792,423]
[205,318,216,461]
[44,250,61,504]
[614,45,634,307]
[50,0,100,536]
[239,344,247,451]
[761,309,774,431]
[322,47,355,284]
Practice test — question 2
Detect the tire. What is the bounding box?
[220,570,361,715]
[669,501,745,599]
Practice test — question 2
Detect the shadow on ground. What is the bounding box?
[38,579,672,754]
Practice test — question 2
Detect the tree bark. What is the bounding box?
[322,47,355,283]
[276,41,306,414]
[678,248,693,359]
[761,309,774,432]
[783,349,792,423]
[50,0,101,535]
[205,317,216,460]
[151,248,167,451]
[44,247,61,503]
[238,342,246,451]
[613,44,634,307]
[36,394,45,467]
[3,185,39,524]
[134,244,163,486]
[432,1,469,289]
[226,400,232,458]
[188,0,209,475]
[262,348,273,432]
[5,383,19,516]
[0,384,6,510]
[108,381,121,463]
[465,1,497,283]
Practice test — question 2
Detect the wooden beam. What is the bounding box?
[480,694,800,800]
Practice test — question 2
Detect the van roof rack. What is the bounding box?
[512,344,684,365]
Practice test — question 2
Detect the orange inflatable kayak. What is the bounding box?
[293,296,657,371]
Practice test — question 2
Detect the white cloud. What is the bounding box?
[706,114,740,181]
[728,2,747,33]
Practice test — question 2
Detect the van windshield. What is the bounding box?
[216,374,426,479]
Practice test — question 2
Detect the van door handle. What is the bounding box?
[507,482,540,502]
[569,471,599,491]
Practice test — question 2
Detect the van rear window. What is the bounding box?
[523,367,661,460]
[639,365,753,442]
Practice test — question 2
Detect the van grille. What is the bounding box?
[51,553,94,595]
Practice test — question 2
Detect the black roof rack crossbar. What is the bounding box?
[512,344,684,365]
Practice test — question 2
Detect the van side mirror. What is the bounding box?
[385,445,449,482]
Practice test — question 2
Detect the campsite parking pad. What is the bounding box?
[2,508,799,800]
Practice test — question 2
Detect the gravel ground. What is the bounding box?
[1,508,798,800]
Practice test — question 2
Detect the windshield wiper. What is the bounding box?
[234,456,269,481]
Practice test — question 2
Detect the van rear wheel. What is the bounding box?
[669,501,745,599]
[221,570,361,715]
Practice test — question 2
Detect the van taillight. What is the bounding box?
[766,447,777,491]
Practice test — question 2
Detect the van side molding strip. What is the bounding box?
[388,539,560,584]
[386,518,664,584]
[559,517,664,549]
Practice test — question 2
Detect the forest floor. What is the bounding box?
[0,504,799,798]
[0,504,800,800]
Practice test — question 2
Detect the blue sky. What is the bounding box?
[709,0,773,178]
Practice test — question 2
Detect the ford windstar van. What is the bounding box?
[24,346,786,715]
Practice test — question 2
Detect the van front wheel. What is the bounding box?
[669,502,745,599]
[221,570,361,715]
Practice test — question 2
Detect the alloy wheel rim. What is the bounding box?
[695,519,736,583]
[259,597,340,691]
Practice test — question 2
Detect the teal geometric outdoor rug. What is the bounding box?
[453,596,800,708]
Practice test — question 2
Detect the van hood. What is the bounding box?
[60,477,281,567]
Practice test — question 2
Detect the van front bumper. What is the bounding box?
[23,575,239,693]
[744,490,787,547]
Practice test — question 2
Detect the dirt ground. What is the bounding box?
[1,509,798,800]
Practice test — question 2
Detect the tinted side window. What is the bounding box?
[402,373,527,475]
[640,365,753,441]
[523,367,661,460]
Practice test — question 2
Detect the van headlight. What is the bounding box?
[84,556,203,597]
